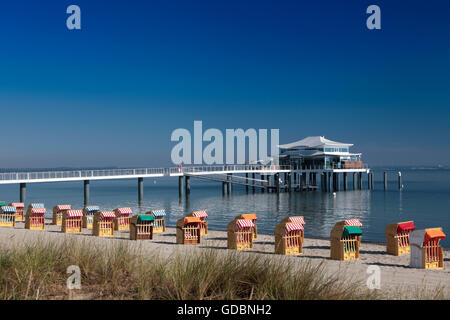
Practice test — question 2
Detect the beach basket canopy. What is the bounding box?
[66,210,83,217]
[184,217,201,224]
[288,216,305,225]
[137,215,154,223]
[425,228,446,242]
[345,219,362,227]
[1,206,16,213]
[116,207,132,216]
[192,210,208,218]
[56,205,71,211]
[241,213,257,221]
[10,202,24,208]
[100,211,116,220]
[31,208,46,215]
[150,209,166,217]
[342,226,362,237]
[236,219,255,230]
[85,206,100,212]
[397,221,415,233]
[285,223,303,233]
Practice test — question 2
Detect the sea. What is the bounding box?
[0,167,448,246]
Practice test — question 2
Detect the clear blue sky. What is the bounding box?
[0,0,449,168]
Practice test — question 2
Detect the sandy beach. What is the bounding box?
[1,219,448,299]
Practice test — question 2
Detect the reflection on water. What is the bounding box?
[0,168,449,246]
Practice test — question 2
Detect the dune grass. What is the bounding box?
[0,238,384,300]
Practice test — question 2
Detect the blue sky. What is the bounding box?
[0,0,449,168]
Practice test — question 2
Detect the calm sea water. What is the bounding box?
[0,168,449,246]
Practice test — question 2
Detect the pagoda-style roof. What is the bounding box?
[279,136,353,149]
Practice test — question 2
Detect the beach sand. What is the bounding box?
[1,219,448,299]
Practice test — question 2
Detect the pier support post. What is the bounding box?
[367,173,371,190]
[245,173,249,192]
[312,173,317,187]
[226,173,232,194]
[370,172,374,189]
[84,180,90,206]
[185,176,190,195]
[343,172,348,191]
[252,173,255,192]
[275,173,280,193]
[353,173,357,190]
[321,173,326,192]
[222,181,226,195]
[178,176,183,196]
[261,174,265,193]
[358,172,363,190]
[384,172,387,190]
[138,177,144,203]
[301,173,307,191]
[20,183,26,204]
[398,172,403,190]
[293,173,297,191]
[288,173,292,192]
[327,172,332,192]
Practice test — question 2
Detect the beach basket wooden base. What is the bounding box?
[237,241,253,250]
[397,246,410,256]
[343,250,358,261]
[114,218,130,231]
[153,226,164,233]
[0,222,14,228]
[98,230,114,237]
[63,227,82,234]
[425,261,443,269]
[27,225,45,230]
[284,246,302,255]
[177,239,199,244]
[15,214,24,222]
[82,216,94,229]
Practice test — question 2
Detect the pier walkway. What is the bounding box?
[0,164,373,204]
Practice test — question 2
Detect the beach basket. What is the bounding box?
[62,209,83,234]
[235,213,258,239]
[113,207,132,231]
[386,221,416,256]
[227,218,254,250]
[82,206,100,229]
[9,202,25,222]
[330,219,362,261]
[280,216,306,244]
[130,214,154,240]
[93,211,115,237]
[410,228,446,269]
[275,217,305,255]
[52,205,71,226]
[25,204,46,230]
[188,210,208,236]
[176,217,201,244]
[0,206,16,228]
[147,209,166,233]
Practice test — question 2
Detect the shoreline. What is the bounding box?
[0,219,448,299]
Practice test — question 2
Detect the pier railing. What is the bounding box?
[0,168,166,182]
[176,165,292,174]
[0,163,369,183]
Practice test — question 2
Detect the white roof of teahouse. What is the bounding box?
[278,136,353,149]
